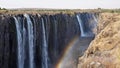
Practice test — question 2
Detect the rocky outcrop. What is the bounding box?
[78,13,120,68]
[0,16,17,68]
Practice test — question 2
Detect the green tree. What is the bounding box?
[98,8,101,10]
[2,8,6,10]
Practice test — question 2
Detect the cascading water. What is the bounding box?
[41,18,49,68]
[24,14,34,68]
[76,13,98,37]
[92,14,98,23]
[0,13,98,68]
[53,19,58,58]
[14,17,24,68]
[76,15,86,37]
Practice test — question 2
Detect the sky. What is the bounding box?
[0,0,120,9]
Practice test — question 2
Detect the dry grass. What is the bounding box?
[0,9,101,15]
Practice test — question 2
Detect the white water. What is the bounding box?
[24,14,34,68]
[92,14,98,24]
[76,15,86,37]
[14,17,24,68]
[41,18,48,68]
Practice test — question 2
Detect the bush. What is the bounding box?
[2,8,6,10]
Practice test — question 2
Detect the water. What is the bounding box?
[76,15,86,37]
[24,14,34,68]
[14,17,24,68]
[54,19,58,58]
[76,14,98,37]
[41,18,49,68]
[4,13,98,68]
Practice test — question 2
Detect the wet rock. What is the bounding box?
[0,13,98,68]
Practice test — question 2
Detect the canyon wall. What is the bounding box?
[78,13,120,68]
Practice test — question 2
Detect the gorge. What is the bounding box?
[0,12,98,68]
[78,13,120,68]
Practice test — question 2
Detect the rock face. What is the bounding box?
[0,12,98,68]
[78,13,120,68]
[0,16,17,68]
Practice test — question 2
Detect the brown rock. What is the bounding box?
[78,13,120,68]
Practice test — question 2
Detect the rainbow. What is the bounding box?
[55,36,79,68]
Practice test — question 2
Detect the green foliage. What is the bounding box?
[98,8,101,10]
[0,7,7,10]
[2,8,6,10]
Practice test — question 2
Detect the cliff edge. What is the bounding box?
[78,13,120,68]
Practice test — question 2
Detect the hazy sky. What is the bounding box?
[0,0,120,9]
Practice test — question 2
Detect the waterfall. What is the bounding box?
[24,14,34,68]
[14,17,24,68]
[0,13,98,68]
[76,14,98,37]
[54,19,58,58]
[76,15,86,37]
[41,18,49,68]
[92,14,98,24]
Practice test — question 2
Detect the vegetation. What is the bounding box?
[0,7,7,10]
[97,8,120,13]
[0,8,120,14]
